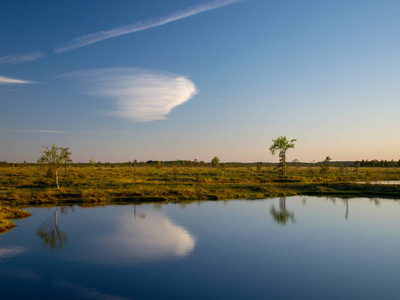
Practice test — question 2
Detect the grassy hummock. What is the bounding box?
[0,206,32,233]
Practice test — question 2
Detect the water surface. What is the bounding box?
[356,180,400,185]
[1,196,400,299]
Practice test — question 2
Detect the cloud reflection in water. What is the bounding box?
[0,246,27,259]
[72,209,196,265]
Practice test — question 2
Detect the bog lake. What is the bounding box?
[1,196,400,299]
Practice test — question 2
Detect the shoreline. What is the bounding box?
[0,206,32,234]
[1,181,400,208]
[1,165,399,230]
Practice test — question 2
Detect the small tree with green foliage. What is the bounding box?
[353,161,360,174]
[320,156,332,174]
[133,159,138,183]
[211,156,220,168]
[38,145,72,189]
[269,136,296,175]
[256,162,263,172]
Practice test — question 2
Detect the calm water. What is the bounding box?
[1,196,400,299]
[357,180,400,185]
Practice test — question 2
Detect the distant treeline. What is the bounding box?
[357,159,400,168]
[1,159,400,167]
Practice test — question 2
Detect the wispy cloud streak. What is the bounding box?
[2,129,67,133]
[61,68,197,122]
[0,52,45,66]
[54,0,242,53]
[0,75,36,84]
[77,131,131,134]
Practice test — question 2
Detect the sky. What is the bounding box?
[1,0,400,163]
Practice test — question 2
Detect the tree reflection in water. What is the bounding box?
[270,197,295,226]
[327,197,383,220]
[343,199,350,220]
[36,206,71,251]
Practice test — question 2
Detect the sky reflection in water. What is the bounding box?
[1,197,400,299]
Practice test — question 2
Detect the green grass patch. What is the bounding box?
[0,164,399,209]
[0,206,32,234]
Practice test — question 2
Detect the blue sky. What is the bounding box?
[1,0,400,163]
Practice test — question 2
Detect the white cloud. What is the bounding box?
[62,68,197,122]
[0,52,45,66]
[0,75,36,84]
[54,0,243,53]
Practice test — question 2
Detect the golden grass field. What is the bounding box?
[1,163,399,232]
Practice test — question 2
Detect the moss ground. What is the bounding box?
[0,206,31,233]
[0,164,399,226]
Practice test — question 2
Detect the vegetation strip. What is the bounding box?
[0,206,31,234]
[1,164,399,226]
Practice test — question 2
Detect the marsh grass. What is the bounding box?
[1,164,399,228]
[0,206,31,233]
[0,164,399,209]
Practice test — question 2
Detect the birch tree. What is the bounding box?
[38,145,72,189]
